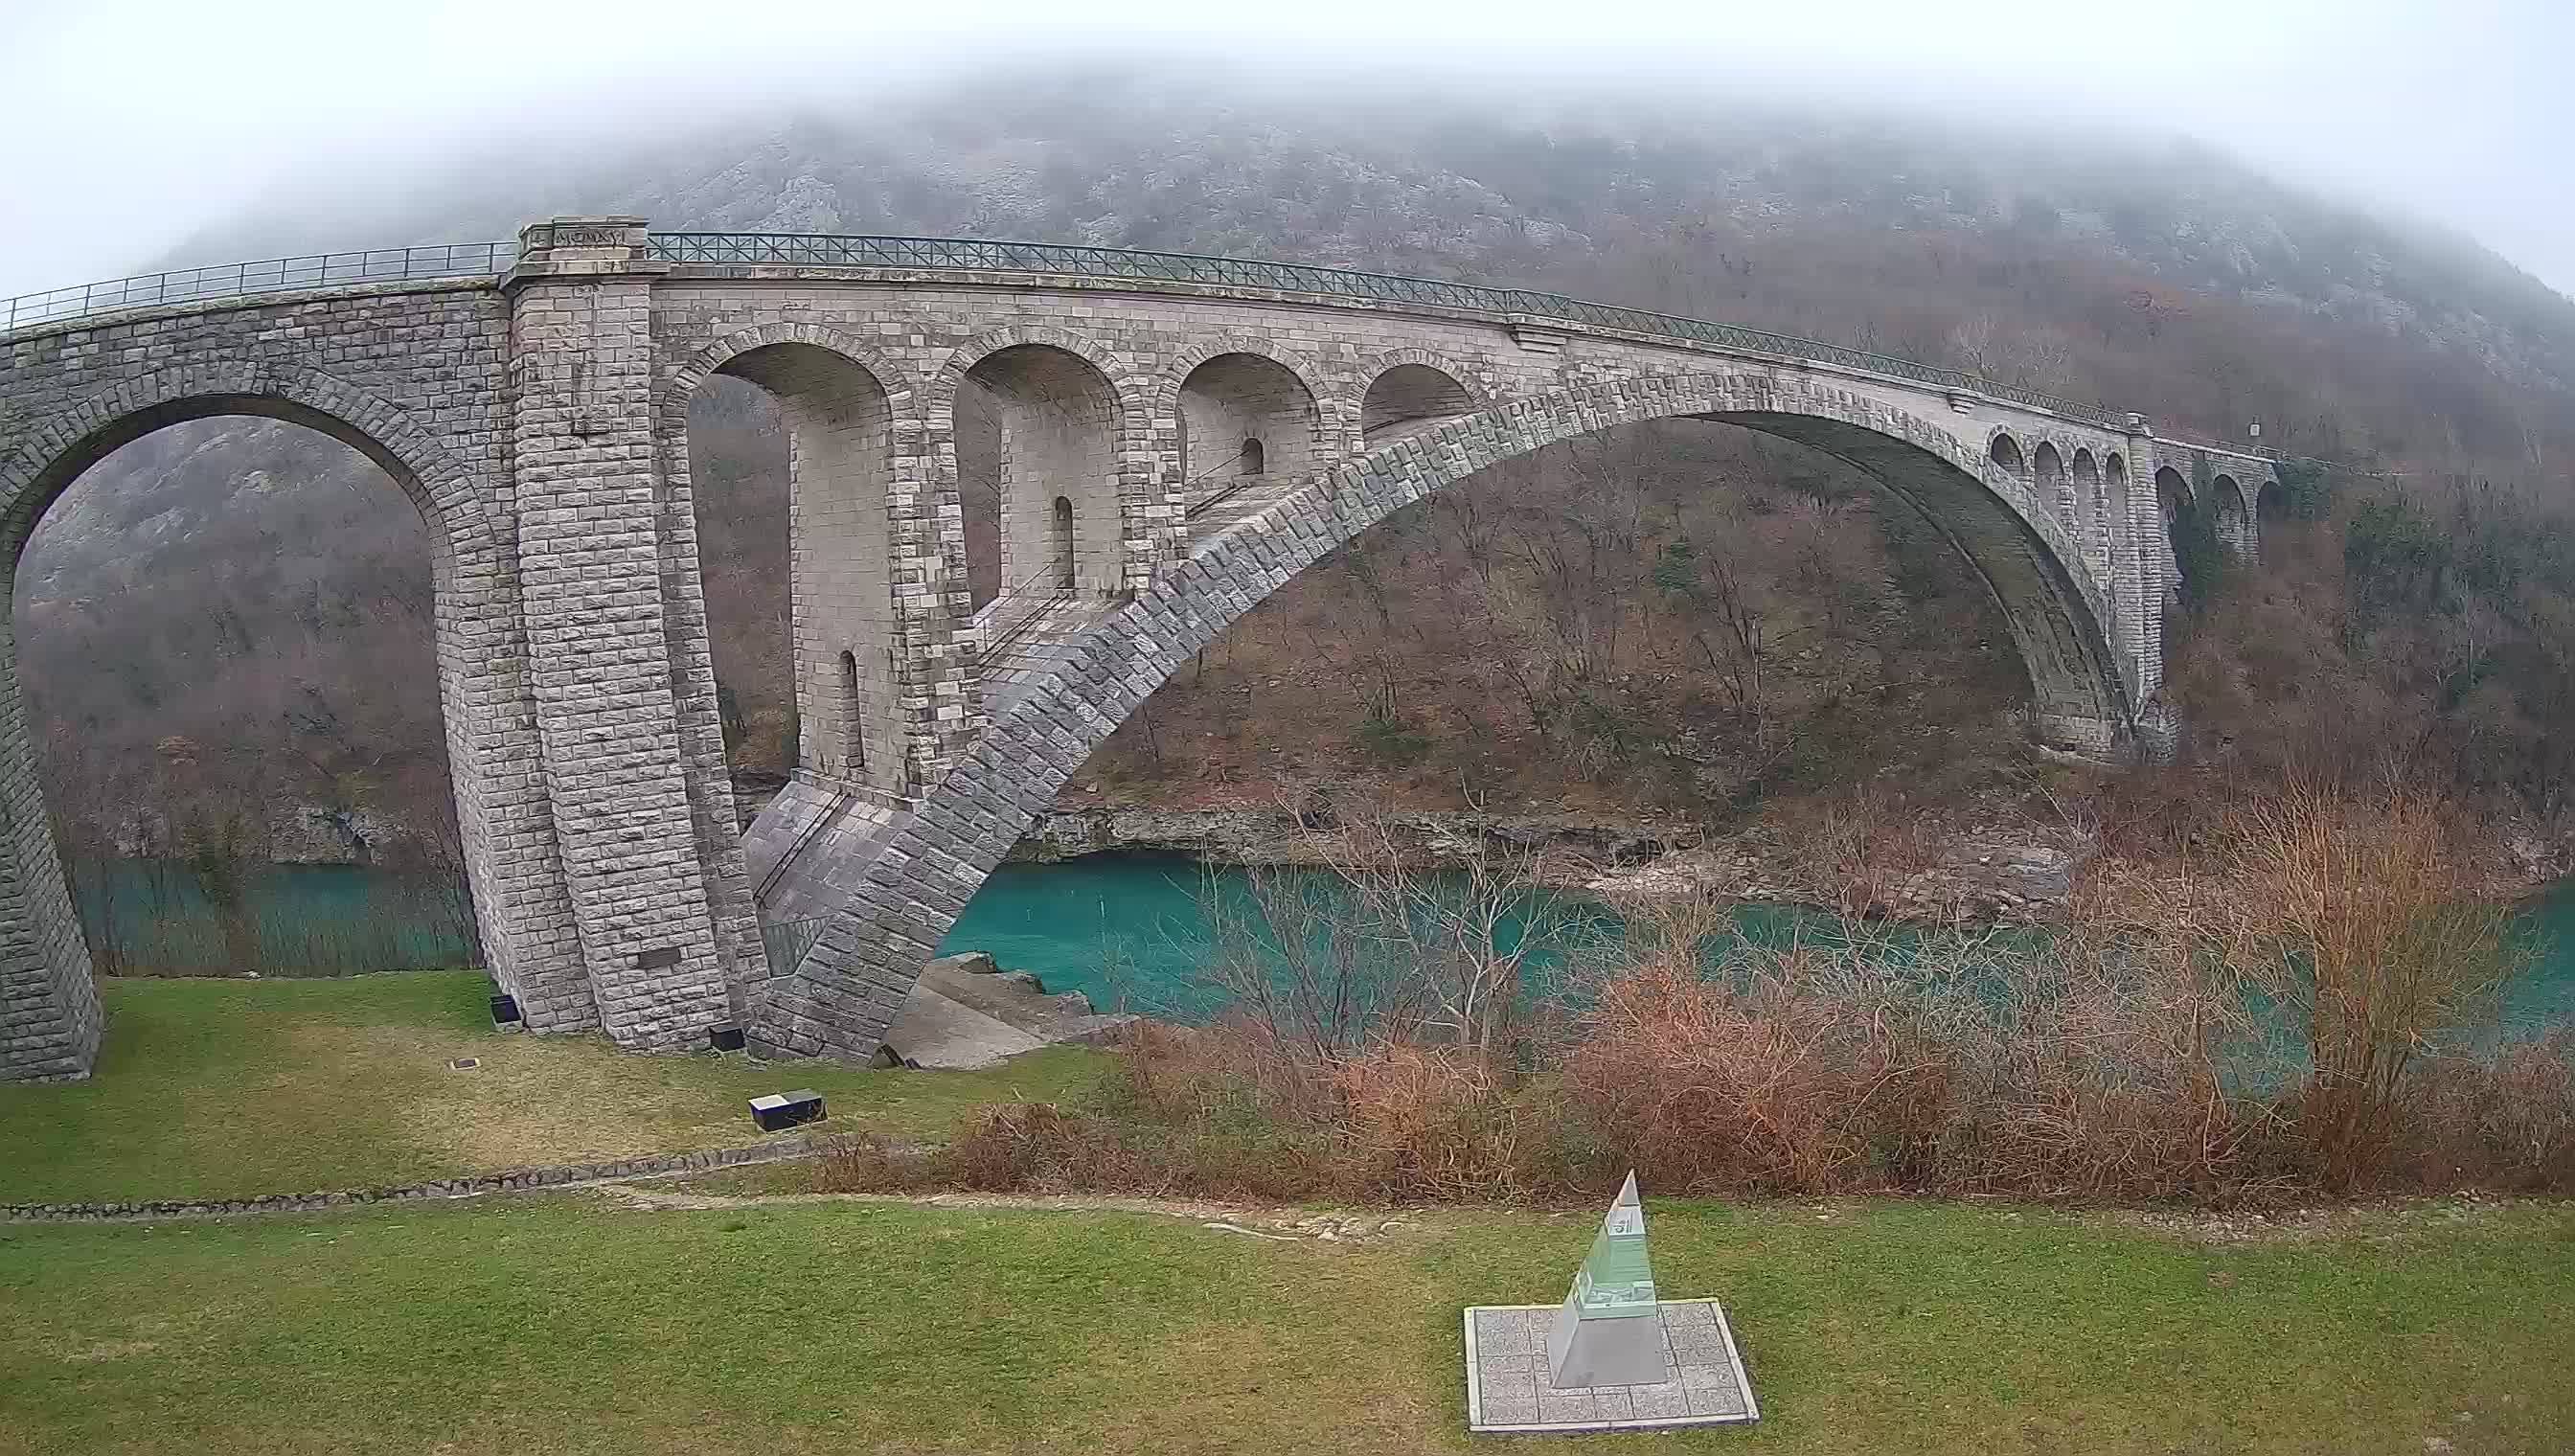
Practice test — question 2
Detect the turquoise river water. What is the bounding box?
[70,853,2575,1034]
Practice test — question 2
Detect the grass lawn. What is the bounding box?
[0,970,1105,1204]
[3,1192,2570,1454]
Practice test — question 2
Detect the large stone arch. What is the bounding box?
[0,360,577,1079]
[748,371,2132,1061]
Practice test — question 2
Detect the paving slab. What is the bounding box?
[1463,1299,1758,1435]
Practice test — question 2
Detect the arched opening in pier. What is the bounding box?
[1050,495,1077,593]
[1361,364,1471,442]
[957,344,1123,617]
[838,650,866,774]
[686,341,905,795]
[1176,353,1317,509]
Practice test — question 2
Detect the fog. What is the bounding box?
[2,0,2569,299]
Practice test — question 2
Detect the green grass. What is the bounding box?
[2,1193,2569,1454]
[0,970,1105,1204]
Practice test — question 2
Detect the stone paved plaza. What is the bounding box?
[1463,1300,1758,1433]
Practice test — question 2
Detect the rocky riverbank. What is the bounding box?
[1005,804,2092,924]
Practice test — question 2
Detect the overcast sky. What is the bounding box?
[1,0,2568,300]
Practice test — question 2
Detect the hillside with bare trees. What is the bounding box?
[26,75,2575,867]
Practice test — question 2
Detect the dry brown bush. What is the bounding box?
[816,790,2564,1209]
[2398,1033,2575,1193]
[2211,782,2531,1189]
[1782,787,1937,921]
[1326,1042,1534,1201]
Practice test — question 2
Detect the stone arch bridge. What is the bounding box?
[0,217,2277,1079]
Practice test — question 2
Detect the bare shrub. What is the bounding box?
[1205,789,1586,1057]
[811,1131,940,1194]
[1783,786,1935,921]
[1943,918,2288,1201]
[2212,783,2533,1188]
[2396,1033,2575,1193]
[1557,909,1958,1195]
[823,788,2567,1209]
[1327,1041,1535,1201]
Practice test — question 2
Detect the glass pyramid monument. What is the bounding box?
[1543,1171,1673,1387]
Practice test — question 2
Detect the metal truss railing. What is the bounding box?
[0,242,518,332]
[647,231,2132,429]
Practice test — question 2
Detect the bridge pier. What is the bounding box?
[501,219,750,1048]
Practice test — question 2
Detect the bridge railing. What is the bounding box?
[0,242,517,332]
[646,232,2131,430]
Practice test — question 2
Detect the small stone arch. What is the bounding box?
[2033,441,2067,530]
[1987,429,2027,474]
[2070,447,2105,577]
[936,330,1144,613]
[1354,349,1488,442]
[927,325,1145,442]
[1164,349,1325,512]
[664,322,917,420]
[667,329,913,794]
[2155,466,2200,604]
[2102,451,2132,612]
[1151,337,1333,439]
[2212,473,2253,560]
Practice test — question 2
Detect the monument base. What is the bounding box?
[1463,1299,1757,1434]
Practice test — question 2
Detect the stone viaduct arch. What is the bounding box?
[0,217,2279,1081]
[749,372,2133,1058]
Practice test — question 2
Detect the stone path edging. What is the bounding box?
[3,1134,839,1224]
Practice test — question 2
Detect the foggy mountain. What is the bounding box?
[25,74,2575,855]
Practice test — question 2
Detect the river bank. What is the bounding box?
[1009,793,2575,926]
[1010,803,2091,924]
